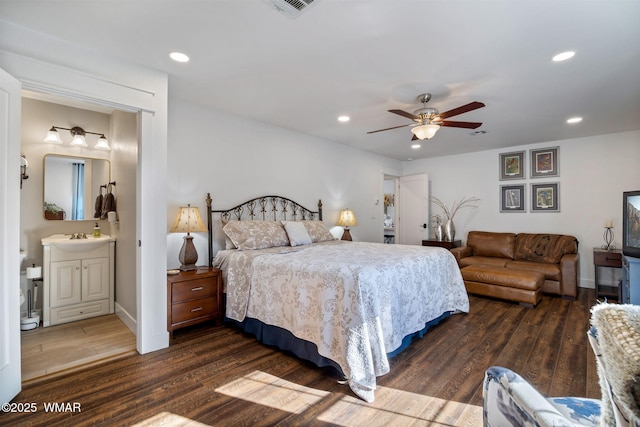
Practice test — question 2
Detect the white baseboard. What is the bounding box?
[115,302,137,335]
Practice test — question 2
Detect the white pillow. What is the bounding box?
[282,221,312,247]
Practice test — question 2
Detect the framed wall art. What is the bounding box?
[531,182,559,212]
[500,184,526,213]
[530,146,559,178]
[499,150,525,180]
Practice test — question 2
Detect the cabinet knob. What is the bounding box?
[191,287,204,292]
[190,307,203,313]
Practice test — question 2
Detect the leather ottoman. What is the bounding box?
[461,265,544,307]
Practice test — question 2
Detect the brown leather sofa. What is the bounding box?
[450,231,580,301]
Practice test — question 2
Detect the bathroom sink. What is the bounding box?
[41,234,115,252]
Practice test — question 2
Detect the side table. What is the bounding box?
[593,248,622,300]
[167,267,223,338]
[422,239,461,250]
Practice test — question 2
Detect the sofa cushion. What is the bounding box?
[515,233,578,264]
[459,256,509,268]
[506,260,562,282]
[462,265,544,291]
[467,231,517,259]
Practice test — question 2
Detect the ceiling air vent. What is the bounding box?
[262,0,318,18]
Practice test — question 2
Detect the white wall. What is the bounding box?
[110,110,138,327]
[402,130,640,288]
[166,97,402,267]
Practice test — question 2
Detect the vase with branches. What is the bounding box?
[431,196,480,241]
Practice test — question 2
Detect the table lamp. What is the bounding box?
[337,209,358,241]
[170,204,207,270]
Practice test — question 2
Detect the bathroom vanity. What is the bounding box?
[41,234,115,327]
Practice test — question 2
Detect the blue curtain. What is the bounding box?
[71,163,85,220]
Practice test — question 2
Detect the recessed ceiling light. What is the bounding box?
[552,51,575,62]
[566,117,583,124]
[411,142,421,149]
[338,115,350,122]
[169,52,190,63]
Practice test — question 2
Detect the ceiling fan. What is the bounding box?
[367,93,485,140]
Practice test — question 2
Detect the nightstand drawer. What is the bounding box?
[594,251,622,267]
[171,277,217,302]
[172,297,218,324]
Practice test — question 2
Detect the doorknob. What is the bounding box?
[421,224,427,229]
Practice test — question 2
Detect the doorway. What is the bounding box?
[19,93,138,383]
[383,175,398,244]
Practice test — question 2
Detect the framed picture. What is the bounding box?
[499,151,525,180]
[531,182,560,212]
[500,184,526,212]
[530,146,559,178]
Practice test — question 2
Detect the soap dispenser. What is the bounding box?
[93,222,101,238]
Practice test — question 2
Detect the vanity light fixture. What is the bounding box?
[44,126,110,150]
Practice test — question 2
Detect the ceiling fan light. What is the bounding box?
[411,124,440,140]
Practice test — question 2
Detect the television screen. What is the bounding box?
[623,190,640,258]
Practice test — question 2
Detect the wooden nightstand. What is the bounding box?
[593,248,622,300]
[167,267,223,338]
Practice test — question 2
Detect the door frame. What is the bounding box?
[1,51,169,369]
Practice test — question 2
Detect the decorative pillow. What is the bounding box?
[515,234,578,264]
[282,221,312,247]
[221,219,237,249]
[302,220,335,243]
[223,220,290,251]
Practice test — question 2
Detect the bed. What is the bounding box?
[207,194,469,402]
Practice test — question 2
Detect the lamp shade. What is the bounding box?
[170,205,207,271]
[94,135,111,150]
[411,124,440,140]
[70,134,88,147]
[170,205,207,234]
[337,209,358,227]
[44,127,63,143]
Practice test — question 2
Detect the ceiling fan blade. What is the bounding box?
[439,101,485,119]
[366,123,413,134]
[388,109,419,120]
[441,120,483,129]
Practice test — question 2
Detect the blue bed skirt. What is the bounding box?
[226,311,452,378]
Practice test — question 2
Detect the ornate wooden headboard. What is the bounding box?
[205,193,323,266]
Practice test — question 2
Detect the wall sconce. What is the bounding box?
[20,155,29,189]
[336,209,358,241]
[44,125,111,150]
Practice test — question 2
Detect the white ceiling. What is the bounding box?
[2,0,639,160]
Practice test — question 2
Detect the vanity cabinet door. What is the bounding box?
[50,260,82,308]
[81,257,110,302]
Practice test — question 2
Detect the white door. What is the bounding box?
[0,67,22,403]
[397,173,429,245]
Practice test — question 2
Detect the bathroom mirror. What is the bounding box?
[43,154,111,221]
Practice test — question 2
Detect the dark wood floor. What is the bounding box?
[3,288,600,426]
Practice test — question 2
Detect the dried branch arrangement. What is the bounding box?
[431,196,480,220]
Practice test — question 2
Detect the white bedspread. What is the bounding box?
[214,240,469,402]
